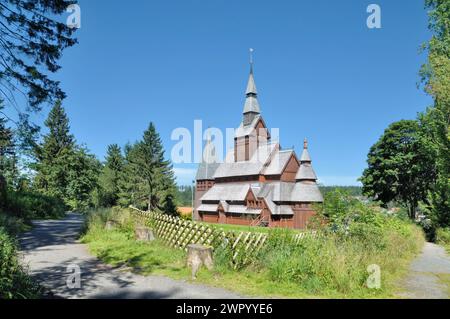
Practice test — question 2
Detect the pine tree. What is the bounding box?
[0,0,77,111]
[118,123,178,214]
[118,142,144,208]
[138,123,165,211]
[33,101,75,200]
[33,101,100,211]
[65,146,101,211]
[0,103,14,206]
[98,144,125,206]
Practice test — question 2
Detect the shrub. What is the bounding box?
[436,228,450,246]
[0,227,40,299]
[5,190,66,220]
[83,207,137,240]
[213,190,425,296]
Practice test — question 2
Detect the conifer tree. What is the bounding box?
[118,142,144,208]
[98,144,125,207]
[0,103,14,206]
[33,101,74,200]
[33,101,100,211]
[0,0,77,111]
[118,123,178,214]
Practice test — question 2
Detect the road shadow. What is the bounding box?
[19,213,85,251]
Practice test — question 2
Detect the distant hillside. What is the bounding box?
[319,186,363,197]
[176,185,194,207]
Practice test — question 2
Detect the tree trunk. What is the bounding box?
[409,202,417,220]
[135,226,155,241]
[148,180,152,211]
[186,244,213,279]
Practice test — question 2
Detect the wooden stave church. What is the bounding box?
[193,62,323,229]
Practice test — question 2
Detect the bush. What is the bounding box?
[0,227,40,299]
[213,190,424,296]
[5,190,66,220]
[83,207,137,239]
[436,228,450,246]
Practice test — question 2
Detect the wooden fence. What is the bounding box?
[128,206,315,267]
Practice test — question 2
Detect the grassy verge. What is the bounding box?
[199,221,272,234]
[199,221,306,234]
[436,228,450,253]
[436,274,450,296]
[82,202,424,299]
[0,214,41,299]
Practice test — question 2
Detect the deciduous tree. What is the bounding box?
[418,0,450,227]
[361,120,436,219]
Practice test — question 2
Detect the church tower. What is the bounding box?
[234,51,270,162]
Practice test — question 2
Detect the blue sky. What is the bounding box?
[36,0,432,185]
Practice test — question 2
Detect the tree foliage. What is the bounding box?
[33,101,99,211]
[360,120,436,219]
[0,101,13,205]
[96,144,124,207]
[117,123,178,215]
[0,0,77,112]
[419,0,450,228]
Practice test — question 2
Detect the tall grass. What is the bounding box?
[436,228,450,252]
[0,215,41,299]
[84,195,424,298]
[213,191,425,297]
[81,207,186,275]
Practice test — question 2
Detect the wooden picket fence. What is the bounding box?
[128,206,315,268]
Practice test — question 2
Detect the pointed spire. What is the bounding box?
[243,48,260,121]
[296,138,317,181]
[246,49,258,96]
[300,138,312,162]
[245,69,258,96]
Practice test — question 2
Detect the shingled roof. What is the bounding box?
[200,183,252,201]
[295,163,317,181]
[290,182,323,202]
[258,181,323,203]
[196,162,220,180]
[243,64,260,114]
[195,134,220,180]
[213,142,278,178]
[235,114,261,138]
[263,149,295,175]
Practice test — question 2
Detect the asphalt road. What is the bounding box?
[19,213,243,299]
[398,242,450,299]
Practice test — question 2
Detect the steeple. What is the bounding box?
[243,49,260,125]
[296,138,317,181]
[300,138,312,163]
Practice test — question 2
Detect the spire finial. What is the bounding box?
[303,138,308,149]
[249,48,254,65]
